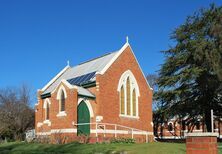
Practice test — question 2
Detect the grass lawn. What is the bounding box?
[0,142,186,154]
[0,142,221,154]
[219,142,222,154]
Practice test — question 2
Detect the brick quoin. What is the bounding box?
[35,42,153,143]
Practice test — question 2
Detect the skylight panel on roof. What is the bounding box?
[67,71,96,86]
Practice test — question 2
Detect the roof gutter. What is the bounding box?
[81,81,96,88]
[41,93,51,99]
[78,94,96,99]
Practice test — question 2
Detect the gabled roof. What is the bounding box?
[41,41,152,97]
[42,48,121,95]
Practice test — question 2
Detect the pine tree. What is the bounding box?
[156,4,222,132]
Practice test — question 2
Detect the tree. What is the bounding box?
[156,4,222,132]
[147,74,166,137]
[146,74,158,90]
[0,85,34,141]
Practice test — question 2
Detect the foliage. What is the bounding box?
[146,74,158,90]
[35,135,51,144]
[53,131,70,144]
[0,85,34,141]
[78,134,90,144]
[156,4,222,132]
[110,137,136,144]
[146,74,165,137]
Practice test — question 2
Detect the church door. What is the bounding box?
[77,101,90,136]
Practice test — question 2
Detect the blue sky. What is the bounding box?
[0,0,221,103]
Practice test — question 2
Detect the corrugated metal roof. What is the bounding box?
[42,51,119,95]
[77,86,95,98]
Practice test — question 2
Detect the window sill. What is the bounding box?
[56,111,67,117]
[119,114,139,119]
[43,120,51,126]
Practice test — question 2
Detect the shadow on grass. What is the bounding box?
[0,142,126,154]
[0,142,188,154]
[0,142,63,154]
[0,143,23,153]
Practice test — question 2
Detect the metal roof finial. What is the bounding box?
[126,36,129,43]
[67,60,70,66]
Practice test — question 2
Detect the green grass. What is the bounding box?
[0,142,186,154]
[0,142,221,154]
[219,142,222,154]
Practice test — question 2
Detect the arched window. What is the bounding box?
[126,77,131,115]
[120,86,125,114]
[43,98,51,121]
[117,70,140,118]
[132,89,136,116]
[60,90,65,112]
[56,85,67,117]
[46,102,49,120]
[168,123,173,131]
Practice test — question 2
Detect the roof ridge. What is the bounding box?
[77,51,118,66]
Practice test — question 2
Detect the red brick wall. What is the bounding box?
[156,120,221,139]
[35,83,78,133]
[35,44,153,142]
[50,83,78,129]
[35,90,43,131]
[186,136,218,154]
[87,87,99,126]
[96,46,153,133]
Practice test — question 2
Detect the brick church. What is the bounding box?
[35,39,153,143]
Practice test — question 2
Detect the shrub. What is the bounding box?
[78,134,90,144]
[51,131,71,144]
[110,137,136,144]
[35,135,50,144]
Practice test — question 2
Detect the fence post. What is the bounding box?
[146,132,148,143]
[104,125,106,138]
[96,123,98,142]
[132,129,134,139]
[115,124,117,138]
[211,109,214,133]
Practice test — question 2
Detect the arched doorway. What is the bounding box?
[77,100,90,136]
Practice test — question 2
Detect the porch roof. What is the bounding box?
[77,86,95,98]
